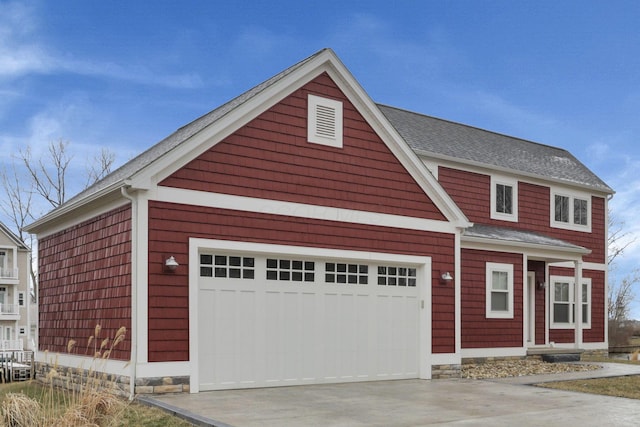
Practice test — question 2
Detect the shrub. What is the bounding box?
[0,325,128,427]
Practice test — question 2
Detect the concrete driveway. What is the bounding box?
[142,363,640,426]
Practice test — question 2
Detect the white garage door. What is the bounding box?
[197,251,425,391]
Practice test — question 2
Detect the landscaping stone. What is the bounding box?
[461,359,599,379]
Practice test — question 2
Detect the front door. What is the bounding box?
[526,272,535,345]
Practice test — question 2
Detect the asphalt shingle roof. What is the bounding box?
[47,49,613,222]
[463,224,589,253]
[378,104,613,194]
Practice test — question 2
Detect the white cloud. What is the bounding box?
[0,1,202,89]
[0,2,54,77]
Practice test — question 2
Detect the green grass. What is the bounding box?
[539,375,640,399]
[0,381,194,426]
[538,356,640,400]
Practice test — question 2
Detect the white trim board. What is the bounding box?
[155,186,459,234]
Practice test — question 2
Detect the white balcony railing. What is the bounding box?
[0,267,18,279]
[0,304,17,315]
[0,340,23,351]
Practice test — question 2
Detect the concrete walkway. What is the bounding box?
[140,363,640,427]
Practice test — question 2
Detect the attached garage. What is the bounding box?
[189,239,432,392]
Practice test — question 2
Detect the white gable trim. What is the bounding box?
[154,186,459,234]
[128,49,469,229]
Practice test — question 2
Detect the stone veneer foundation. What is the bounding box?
[431,364,461,379]
[35,362,190,396]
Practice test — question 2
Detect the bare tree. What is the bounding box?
[608,211,635,265]
[0,140,116,331]
[85,147,116,188]
[607,211,639,345]
[609,272,638,323]
[19,139,72,209]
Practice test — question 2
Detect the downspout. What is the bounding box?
[121,186,137,400]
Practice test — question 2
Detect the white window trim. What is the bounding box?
[486,262,514,319]
[490,176,518,222]
[550,276,591,329]
[307,94,343,148]
[550,188,591,232]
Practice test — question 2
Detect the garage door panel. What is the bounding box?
[198,252,426,390]
[264,291,283,384]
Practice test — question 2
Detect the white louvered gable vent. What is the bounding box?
[308,94,343,148]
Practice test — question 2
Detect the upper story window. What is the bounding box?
[307,94,343,148]
[485,262,514,319]
[490,176,518,222]
[550,276,591,329]
[550,188,591,232]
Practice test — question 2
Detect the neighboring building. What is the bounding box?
[0,222,32,352]
[25,49,613,396]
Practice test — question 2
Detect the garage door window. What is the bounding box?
[267,259,315,282]
[378,266,417,287]
[200,254,255,279]
[325,263,368,284]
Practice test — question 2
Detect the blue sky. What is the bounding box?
[2,1,640,314]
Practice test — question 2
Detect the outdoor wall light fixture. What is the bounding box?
[165,256,179,272]
[538,281,546,290]
[440,271,453,285]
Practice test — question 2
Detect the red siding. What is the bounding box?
[549,266,605,344]
[160,73,445,222]
[38,205,132,360]
[438,168,490,221]
[147,201,456,362]
[461,249,523,349]
[439,168,606,264]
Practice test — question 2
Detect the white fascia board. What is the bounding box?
[548,261,607,272]
[129,51,339,191]
[24,182,126,236]
[462,236,590,260]
[419,150,614,198]
[323,59,470,228]
[156,186,459,234]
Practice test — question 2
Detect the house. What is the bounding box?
[0,222,33,353]
[25,49,613,396]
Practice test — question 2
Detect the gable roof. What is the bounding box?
[0,221,29,250]
[378,105,613,194]
[25,48,470,234]
[65,50,326,208]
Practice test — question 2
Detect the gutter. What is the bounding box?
[24,181,126,234]
[461,234,592,256]
[120,185,138,400]
[412,149,615,197]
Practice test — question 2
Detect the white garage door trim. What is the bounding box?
[188,238,432,393]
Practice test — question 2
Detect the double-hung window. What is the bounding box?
[490,176,518,222]
[486,263,514,318]
[550,276,591,329]
[551,189,591,232]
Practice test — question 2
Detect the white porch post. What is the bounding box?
[574,260,583,348]
[12,247,17,277]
